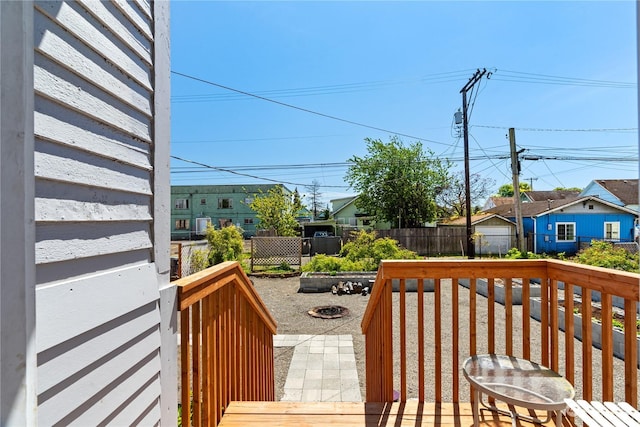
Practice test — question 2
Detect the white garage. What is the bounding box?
[475,225,512,256]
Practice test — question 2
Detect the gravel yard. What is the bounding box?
[251,274,635,403]
[251,275,369,400]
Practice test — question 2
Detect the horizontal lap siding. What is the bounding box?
[34,0,153,266]
[34,1,161,425]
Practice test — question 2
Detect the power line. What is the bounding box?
[494,69,635,88]
[500,69,635,86]
[171,155,349,188]
[171,70,455,148]
[521,154,638,161]
[172,162,351,172]
[171,154,636,176]
[474,125,637,132]
[172,134,347,144]
[171,69,479,103]
[469,133,511,181]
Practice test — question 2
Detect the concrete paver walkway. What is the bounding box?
[273,334,362,402]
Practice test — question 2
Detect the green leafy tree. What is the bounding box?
[318,206,330,220]
[553,186,582,192]
[496,182,531,197]
[249,185,299,236]
[345,136,450,228]
[292,187,303,211]
[205,224,245,266]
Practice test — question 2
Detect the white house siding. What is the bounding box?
[32,1,172,425]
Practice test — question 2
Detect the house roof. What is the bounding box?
[442,212,516,226]
[591,179,639,205]
[486,197,514,206]
[485,196,639,218]
[523,190,580,202]
[330,195,358,215]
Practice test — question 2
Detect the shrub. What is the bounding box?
[506,248,535,259]
[277,262,293,272]
[189,249,209,272]
[302,254,339,272]
[572,240,639,273]
[341,230,419,268]
[504,248,554,259]
[303,230,419,272]
[205,224,245,266]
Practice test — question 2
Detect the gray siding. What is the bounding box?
[33,1,168,425]
[0,2,38,424]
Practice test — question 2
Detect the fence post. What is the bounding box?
[177,243,182,278]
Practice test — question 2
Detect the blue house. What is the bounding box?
[487,196,638,255]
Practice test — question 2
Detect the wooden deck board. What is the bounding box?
[218,401,570,426]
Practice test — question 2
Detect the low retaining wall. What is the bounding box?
[299,272,375,293]
[299,272,434,293]
[458,278,541,305]
[530,297,640,368]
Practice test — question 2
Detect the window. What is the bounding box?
[200,198,206,205]
[556,222,575,242]
[218,198,233,209]
[244,197,254,204]
[175,219,190,230]
[244,218,254,225]
[175,198,189,209]
[604,222,620,241]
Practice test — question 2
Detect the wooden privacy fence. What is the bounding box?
[175,262,277,426]
[361,259,639,407]
[366,227,468,256]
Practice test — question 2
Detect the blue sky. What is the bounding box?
[170,1,638,206]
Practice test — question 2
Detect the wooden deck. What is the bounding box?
[217,401,571,426]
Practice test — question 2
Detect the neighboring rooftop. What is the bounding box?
[587,179,639,206]
[484,195,640,217]
[483,196,517,210]
[485,198,578,217]
[523,190,581,202]
[442,212,515,226]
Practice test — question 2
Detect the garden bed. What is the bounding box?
[299,272,434,293]
[530,297,640,368]
[299,272,375,293]
[559,300,640,335]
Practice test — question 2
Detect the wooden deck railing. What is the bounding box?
[361,259,639,407]
[175,261,277,426]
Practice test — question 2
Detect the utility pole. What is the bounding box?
[460,68,488,259]
[524,177,538,190]
[509,128,526,253]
